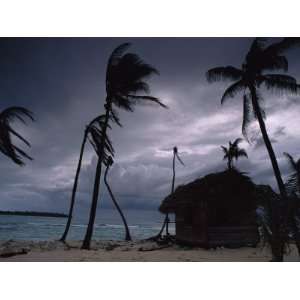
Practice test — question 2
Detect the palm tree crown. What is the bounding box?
[0,106,34,166]
[105,43,167,113]
[206,38,300,139]
[221,138,248,169]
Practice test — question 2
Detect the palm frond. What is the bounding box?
[264,38,300,56]
[87,114,115,167]
[127,95,167,108]
[232,138,243,147]
[284,152,297,170]
[175,152,184,166]
[220,80,245,104]
[262,74,299,95]
[206,66,243,83]
[236,148,248,159]
[221,146,228,158]
[242,93,255,141]
[0,107,34,124]
[110,108,122,127]
[105,45,163,112]
[0,106,34,166]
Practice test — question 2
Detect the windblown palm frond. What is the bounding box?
[173,146,184,166]
[261,74,299,95]
[236,148,248,159]
[206,66,243,83]
[87,115,114,167]
[232,138,243,147]
[0,107,34,166]
[242,94,255,140]
[264,38,300,57]
[284,152,300,196]
[105,44,166,111]
[220,80,245,104]
[221,145,229,158]
[284,152,297,170]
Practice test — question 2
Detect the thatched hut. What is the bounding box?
[159,169,267,248]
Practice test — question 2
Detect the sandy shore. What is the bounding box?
[0,240,299,262]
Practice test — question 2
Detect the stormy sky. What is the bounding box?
[1,37,300,215]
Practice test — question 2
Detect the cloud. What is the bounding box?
[0,38,300,214]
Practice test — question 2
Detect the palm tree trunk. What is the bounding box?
[154,152,176,239]
[228,157,232,170]
[81,101,111,250]
[166,152,176,235]
[250,85,287,261]
[104,164,132,241]
[60,129,88,242]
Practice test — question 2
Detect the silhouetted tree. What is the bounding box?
[221,138,248,169]
[206,38,300,261]
[104,156,131,241]
[82,43,167,249]
[283,152,300,255]
[157,146,184,238]
[60,115,111,242]
[0,107,34,165]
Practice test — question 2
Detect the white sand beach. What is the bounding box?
[0,240,299,262]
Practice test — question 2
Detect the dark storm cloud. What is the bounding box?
[1,37,300,214]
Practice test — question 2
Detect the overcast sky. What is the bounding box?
[1,37,300,215]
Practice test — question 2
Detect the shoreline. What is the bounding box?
[0,239,299,262]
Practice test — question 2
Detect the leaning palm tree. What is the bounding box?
[60,114,118,242]
[104,156,131,241]
[157,146,184,238]
[221,138,248,170]
[206,38,300,261]
[82,43,167,249]
[283,152,300,256]
[0,107,34,166]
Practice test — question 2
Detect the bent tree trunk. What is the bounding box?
[104,165,132,241]
[60,129,88,242]
[250,85,287,261]
[82,102,111,250]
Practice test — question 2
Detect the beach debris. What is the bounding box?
[138,244,171,252]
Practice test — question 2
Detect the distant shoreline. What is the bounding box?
[0,211,67,218]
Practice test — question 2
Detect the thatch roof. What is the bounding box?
[159,169,277,214]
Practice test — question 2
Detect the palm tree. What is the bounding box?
[104,156,131,241]
[81,43,167,249]
[60,115,114,242]
[0,107,34,166]
[206,38,300,261]
[221,138,248,170]
[157,146,184,238]
[283,152,300,255]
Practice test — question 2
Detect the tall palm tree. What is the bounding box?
[221,138,248,170]
[283,152,300,255]
[104,156,131,241]
[157,146,184,238]
[60,115,115,242]
[82,43,167,249]
[0,107,34,166]
[206,38,300,261]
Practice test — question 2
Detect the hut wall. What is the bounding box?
[175,203,208,246]
[207,226,260,248]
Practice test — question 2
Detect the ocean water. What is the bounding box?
[0,209,175,241]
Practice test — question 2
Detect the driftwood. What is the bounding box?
[138,244,171,252]
[0,248,28,258]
